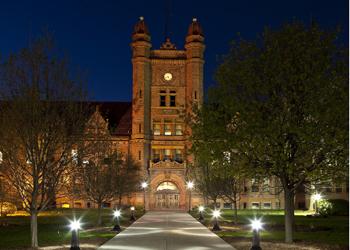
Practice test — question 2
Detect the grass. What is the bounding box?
[192,209,349,247]
[0,208,143,249]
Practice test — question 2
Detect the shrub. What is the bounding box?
[318,200,333,216]
[0,202,17,216]
[329,199,349,216]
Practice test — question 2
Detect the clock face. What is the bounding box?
[164,72,172,81]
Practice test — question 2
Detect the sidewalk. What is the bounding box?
[98,211,235,250]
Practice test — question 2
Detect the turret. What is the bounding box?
[185,18,205,106]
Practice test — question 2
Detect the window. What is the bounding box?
[194,91,197,100]
[169,91,176,107]
[170,95,176,107]
[138,151,141,161]
[336,187,342,193]
[138,123,142,133]
[175,149,182,163]
[251,202,260,209]
[263,202,271,209]
[160,91,166,106]
[153,149,160,163]
[251,179,259,192]
[263,178,270,192]
[223,203,232,209]
[139,89,142,98]
[163,149,171,161]
[275,201,280,209]
[175,124,183,135]
[153,123,161,135]
[164,122,172,135]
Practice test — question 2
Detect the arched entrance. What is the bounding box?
[155,181,180,209]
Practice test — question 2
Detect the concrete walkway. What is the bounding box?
[98,211,235,250]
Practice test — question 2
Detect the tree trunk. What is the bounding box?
[284,188,295,243]
[30,211,39,248]
[97,202,102,226]
[233,200,238,224]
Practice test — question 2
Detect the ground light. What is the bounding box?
[141,181,148,212]
[186,181,194,212]
[250,218,263,250]
[69,219,81,250]
[130,206,136,222]
[198,205,204,222]
[313,193,322,215]
[112,209,121,232]
[212,209,221,231]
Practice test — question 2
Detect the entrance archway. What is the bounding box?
[155,181,180,209]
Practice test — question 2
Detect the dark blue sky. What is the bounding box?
[0,0,348,101]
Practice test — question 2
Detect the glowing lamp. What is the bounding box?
[113,210,121,218]
[250,218,263,231]
[130,206,135,211]
[313,193,322,201]
[141,182,148,189]
[199,206,204,212]
[213,209,221,218]
[187,181,194,189]
[69,219,81,231]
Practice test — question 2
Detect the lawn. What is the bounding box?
[191,209,349,249]
[0,208,143,249]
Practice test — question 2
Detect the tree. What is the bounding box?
[193,22,348,243]
[191,103,248,223]
[0,36,88,248]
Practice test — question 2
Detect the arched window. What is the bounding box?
[157,181,178,191]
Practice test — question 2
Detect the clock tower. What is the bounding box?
[131,17,205,210]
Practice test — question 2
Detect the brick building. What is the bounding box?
[56,17,348,211]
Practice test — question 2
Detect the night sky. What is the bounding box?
[0,0,348,101]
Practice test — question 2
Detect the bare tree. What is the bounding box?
[0,36,88,248]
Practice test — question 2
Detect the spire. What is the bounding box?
[132,16,151,43]
[187,17,204,37]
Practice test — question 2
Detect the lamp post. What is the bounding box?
[69,219,81,250]
[313,193,322,215]
[250,218,263,250]
[141,181,148,213]
[212,209,221,231]
[198,205,204,222]
[112,209,121,232]
[186,181,194,213]
[130,206,136,222]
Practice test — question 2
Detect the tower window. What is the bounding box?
[194,91,197,100]
[175,124,183,135]
[152,149,160,163]
[175,149,182,162]
[164,121,172,135]
[139,89,142,98]
[163,149,171,160]
[138,151,141,161]
[138,123,142,133]
[170,95,176,107]
[153,123,161,135]
[160,95,166,107]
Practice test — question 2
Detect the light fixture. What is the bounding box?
[313,193,322,201]
[141,181,148,189]
[112,209,121,232]
[186,181,194,189]
[69,219,81,250]
[198,205,204,222]
[130,206,136,222]
[250,218,263,250]
[212,209,221,231]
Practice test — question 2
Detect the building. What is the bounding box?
[56,17,348,211]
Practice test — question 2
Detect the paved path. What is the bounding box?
[98,211,235,250]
